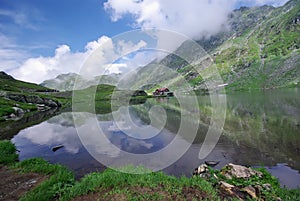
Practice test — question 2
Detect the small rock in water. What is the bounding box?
[205,161,220,167]
[52,145,64,152]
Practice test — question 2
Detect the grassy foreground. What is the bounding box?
[1,140,299,201]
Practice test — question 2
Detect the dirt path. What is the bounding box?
[0,165,47,201]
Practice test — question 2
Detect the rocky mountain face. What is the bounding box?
[140,0,300,91]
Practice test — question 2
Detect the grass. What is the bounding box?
[15,158,75,201]
[0,140,299,200]
[60,166,219,201]
[0,140,18,165]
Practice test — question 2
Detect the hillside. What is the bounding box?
[136,0,300,91]
[0,71,56,93]
[0,72,67,121]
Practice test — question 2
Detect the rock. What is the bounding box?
[193,164,212,179]
[9,113,16,118]
[218,181,242,200]
[52,145,64,152]
[193,164,208,175]
[6,93,61,108]
[262,183,272,191]
[241,185,257,199]
[12,107,24,115]
[44,98,61,107]
[219,181,235,189]
[7,94,26,103]
[25,95,44,104]
[205,161,220,167]
[221,163,263,179]
[254,184,262,195]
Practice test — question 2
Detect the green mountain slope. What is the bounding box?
[212,0,300,90]
[0,71,55,93]
[0,72,66,120]
[140,0,300,91]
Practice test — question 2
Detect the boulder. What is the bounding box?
[221,163,263,179]
[193,164,211,179]
[193,164,208,175]
[7,94,26,103]
[44,98,60,107]
[12,107,24,115]
[241,185,257,199]
[25,95,44,104]
[6,93,61,108]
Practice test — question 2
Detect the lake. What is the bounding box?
[6,88,300,189]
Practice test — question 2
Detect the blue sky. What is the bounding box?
[0,0,289,83]
[0,0,130,56]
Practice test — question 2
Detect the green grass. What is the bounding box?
[0,140,299,201]
[0,140,18,165]
[14,158,75,201]
[0,72,52,93]
[60,166,218,201]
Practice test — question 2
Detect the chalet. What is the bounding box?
[153,87,173,96]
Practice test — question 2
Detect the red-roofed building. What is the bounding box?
[153,88,173,96]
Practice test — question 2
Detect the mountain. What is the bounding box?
[0,71,56,93]
[41,73,121,91]
[136,0,300,91]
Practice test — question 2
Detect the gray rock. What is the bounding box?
[6,93,61,108]
[262,183,272,191]
[25,95,44,104]
[193,164,208,175]
[221,163,263,179]
[44,99,61,107]
[12,107,24,115]
[193,164,211,178]
[241,185,257,199]
[219,181,235,189]
[7,94,26,103]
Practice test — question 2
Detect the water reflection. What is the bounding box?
[10,88,300,188]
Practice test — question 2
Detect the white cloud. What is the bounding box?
[104,0,290,40]
[8,36,148,83]
[9,44,87,83]
[103,0,290,59]
[242,0,289,7]
[104,0,236,41]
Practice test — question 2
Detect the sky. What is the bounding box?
[0,0,289,83]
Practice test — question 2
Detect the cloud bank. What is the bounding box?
[9,36,147,83]
[242,0,289,7]
[104,0,289,41]
[104,0,236,40]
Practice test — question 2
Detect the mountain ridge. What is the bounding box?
[136,0,300,91]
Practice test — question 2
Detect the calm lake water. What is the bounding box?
[9,88,300,189]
